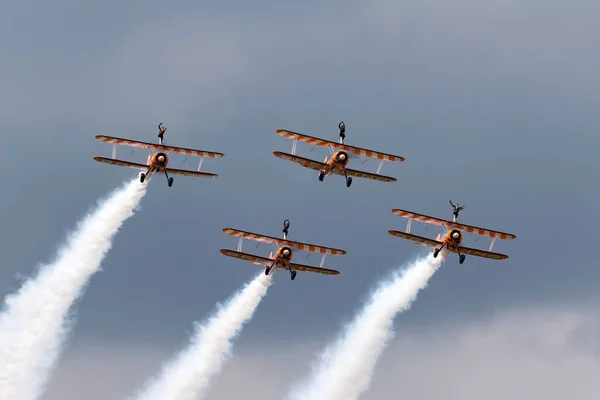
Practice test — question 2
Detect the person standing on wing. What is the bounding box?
[338,121,345,144]
[282,219,290,239]
[449,200,465,222]
[158,122,167,145]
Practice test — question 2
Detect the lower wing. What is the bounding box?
[289,261,339,276]
[220,249,340,275]
[167,167,218,178]
[446,245,509,260]
[273,151,396,182]
[388,230,441,249]
[388,231,509,260]
[220,249,272,267]
[94,157,147,171]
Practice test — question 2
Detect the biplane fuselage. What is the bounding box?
[438,229,464,251]
[269,246,294,266]
[323,150,350,173]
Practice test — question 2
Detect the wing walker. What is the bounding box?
[94,122,224,187]
[220,219,346,280]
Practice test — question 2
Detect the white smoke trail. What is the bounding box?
[133,272,273,400]
[0,178,147,400]
[288,252,445,400]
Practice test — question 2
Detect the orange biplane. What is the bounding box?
[388,208,516,264]
[273,122,405,187]
[93,132,224,187]
[220,219,346,280]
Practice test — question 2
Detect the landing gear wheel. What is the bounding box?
[168,177,174,187]
[290,271,297,280]
[265,266,271,275]
[433,248,440,258]
[140,172,146,183]
[318,171,325,182]
[346,177,352,187]
[459,254,465,264]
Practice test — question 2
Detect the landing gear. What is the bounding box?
[318,171,325,181]
[433,248,440,258]
[139,172,146,183]
[455,246,465,264]
[265,266,271,275]
[343,169,352,187]
[287,263,297,281]
[164,169,173,187]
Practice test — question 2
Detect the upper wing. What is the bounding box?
[222,228,347,255]
[220,249,340,275]
[273,152,397,182]
[167,167,218,178]
[388,230,441,249]
[95,135,225,158]
[446,245,509,260]
[387,231,509,260]
[276,129,405,162]
[220,249,272,267]
[94,157,147,171]
[391,209,516,240]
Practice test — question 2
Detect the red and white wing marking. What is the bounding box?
[391,209,517,240]
[222,228,347,255]
[220,249,340,275]
[273,152,397,182]
[94,157,147,171]
[95,135,225,158]
[276,129,405,162]
[387,231,509,260]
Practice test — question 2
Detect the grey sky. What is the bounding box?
[1,0,599,398]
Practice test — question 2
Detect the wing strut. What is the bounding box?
[112,144,116,159]
[197,157,204,172]
[406,219,412,233]
[376,160,384,174]
[489,237,496,251]
[292,140,297,155]
[237,237,243,252]
[319,254,327,268]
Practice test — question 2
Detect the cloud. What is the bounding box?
[42,304,600,400]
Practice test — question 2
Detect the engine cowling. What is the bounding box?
[449,229,462,243]
[153,152,169,166]
[279,246,293,260]
[333,151,349,165]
